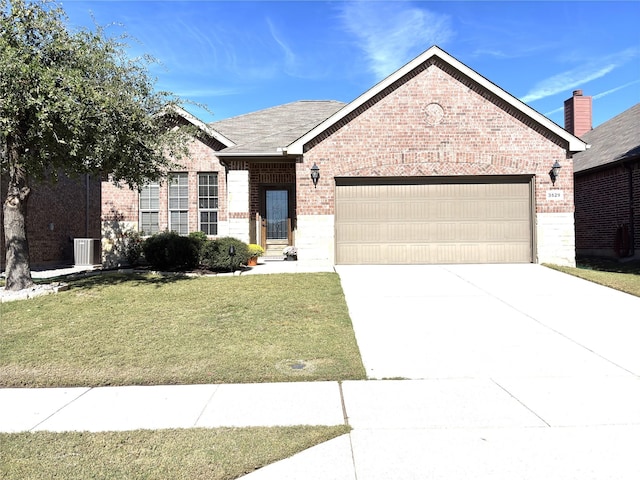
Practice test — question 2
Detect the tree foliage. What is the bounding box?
[1,0,193,290]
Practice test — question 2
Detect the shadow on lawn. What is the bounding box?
[57,270,199,291]
[577,256,640,275]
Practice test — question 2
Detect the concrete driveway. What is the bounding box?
[239,264,640,479]
[336,263,640,380]
[316,264,639,480]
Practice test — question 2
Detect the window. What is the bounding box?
[139,181,159,235]
[198,173,218,235]
[169,173,189,234]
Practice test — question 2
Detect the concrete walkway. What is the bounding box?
[2,263,640,479]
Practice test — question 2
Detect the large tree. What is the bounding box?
[1,0,191,291]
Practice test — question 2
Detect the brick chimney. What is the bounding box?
[564,89,592,137]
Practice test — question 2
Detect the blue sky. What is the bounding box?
[61,0,640,129]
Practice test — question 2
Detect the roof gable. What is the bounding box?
[574,103,640,173]
[286,46,588,155]
[164,105,236,149]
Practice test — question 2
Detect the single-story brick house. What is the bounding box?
[103,46,587,267]
[571,98,639,259]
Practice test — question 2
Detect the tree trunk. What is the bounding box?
[3,141,34,291]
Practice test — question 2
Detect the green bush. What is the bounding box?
[188,231,208,262]
[200,237,249,271]
[142,231,199,271]
[123,230,144,266]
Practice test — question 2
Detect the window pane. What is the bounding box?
[170,211,188,235]
[141,212,159,235]
[200,211,218,235]
[198,173,218,235]
[140,182,159,234]
[169,174,188,234]
[149,195,159,210]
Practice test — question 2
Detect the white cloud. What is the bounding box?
[520,48,639,103]
[544,79,640,118]
[267,18,295,63]
[339,0,453,79]
[593,79,640,100]
[544,105,564,117]
[472,42,559,60]
[266,17,303,78]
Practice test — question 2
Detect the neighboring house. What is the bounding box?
[104,46,587,267]
[570,98,640,260]
[0,174,101,269]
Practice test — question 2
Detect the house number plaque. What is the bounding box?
[546,190,564,201]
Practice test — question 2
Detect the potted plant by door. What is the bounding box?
[247,244,265,266]
[283,246,298,261]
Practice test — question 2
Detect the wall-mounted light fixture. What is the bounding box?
[310,163,320,188]
[549,160,562,186]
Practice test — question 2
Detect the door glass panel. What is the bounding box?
[266,190,288,240]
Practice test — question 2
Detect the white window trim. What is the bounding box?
[198,172,219,236]
[168,172,189,235]
[139,181,160,235]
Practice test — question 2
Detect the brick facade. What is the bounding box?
[101,135,227,265]
[297,60,572,222]
[102,136,226,230]
[575,160,640,258]
[1,174,101,268]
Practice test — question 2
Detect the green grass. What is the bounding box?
[0,426,350,480]
[545,257,640,297]
[0,272,366,387]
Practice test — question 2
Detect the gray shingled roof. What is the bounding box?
[574,103,640,173]
[210,100,346,155]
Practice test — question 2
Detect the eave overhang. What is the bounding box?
[162,105,236,148]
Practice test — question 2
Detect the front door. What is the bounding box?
[266,189,289,241]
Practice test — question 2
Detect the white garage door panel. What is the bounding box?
[335,180,532,264]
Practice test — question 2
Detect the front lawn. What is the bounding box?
[0,272,366,387]
[545,258,640,297]
[0,426,350,480]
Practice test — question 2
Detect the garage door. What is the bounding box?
[335,177,533,264]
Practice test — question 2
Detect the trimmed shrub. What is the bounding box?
[142,231,199,271]
[188,231,208,263]
[200,237,249,271]
[123,230,144,266]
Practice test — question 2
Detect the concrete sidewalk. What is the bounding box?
[0,382,345,433]
[2,263,640,479]
[2,378,640,478]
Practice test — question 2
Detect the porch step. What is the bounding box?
[262,256,285,262]
[265,242,288,258]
